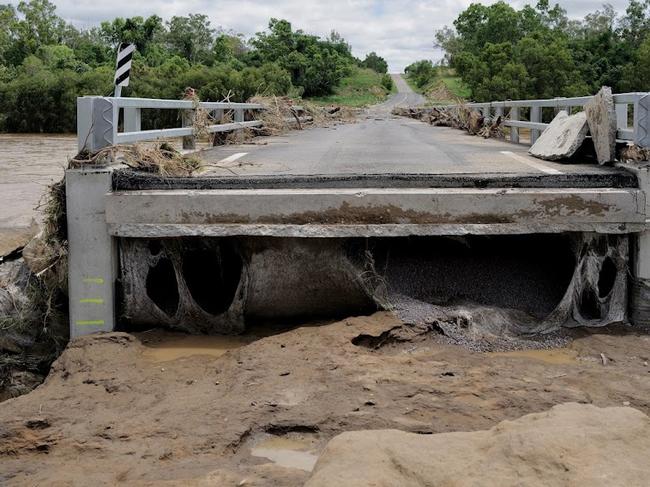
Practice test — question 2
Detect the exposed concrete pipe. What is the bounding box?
[119,234,630,335]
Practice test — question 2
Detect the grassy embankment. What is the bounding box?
[309,67,396,107]
[405,68,470,104]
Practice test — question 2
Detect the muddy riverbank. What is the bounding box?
[1,312,649,485]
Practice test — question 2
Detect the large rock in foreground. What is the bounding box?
[529,111,588,160]
[305,403,650,487]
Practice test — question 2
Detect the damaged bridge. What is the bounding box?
[66,79,650,338]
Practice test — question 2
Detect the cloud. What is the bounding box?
[7,0,633,71]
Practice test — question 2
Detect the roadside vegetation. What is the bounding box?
[0,0,392,133]
[434,0,650,101]
[403,60,470,103]
[310,66,394,107]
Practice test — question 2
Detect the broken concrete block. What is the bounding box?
[585,86,617,164]
[529,111,588,161]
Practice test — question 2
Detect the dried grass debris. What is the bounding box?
[70,143,203,177]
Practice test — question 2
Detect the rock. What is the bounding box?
[585,86,617,164]
[529,111,588,161]
[305,403,650,487]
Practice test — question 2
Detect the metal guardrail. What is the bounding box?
[77,96,305,152]
[445,92,650,147]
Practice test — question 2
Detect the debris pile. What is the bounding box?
[392,105,504,139]
[248,95,357,138]
[70,143,203,177]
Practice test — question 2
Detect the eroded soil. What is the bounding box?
[1,312,649,486]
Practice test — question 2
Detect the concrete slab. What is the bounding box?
[529,111,588,161]
[105,187,645,238]
[585,87,617,164]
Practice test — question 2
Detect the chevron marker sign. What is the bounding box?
[114,43,135,91]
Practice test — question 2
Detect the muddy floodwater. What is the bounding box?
[0,134,76,253]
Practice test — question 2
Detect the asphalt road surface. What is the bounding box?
[186,74,625,186]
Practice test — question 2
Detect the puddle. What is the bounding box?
[141,334,254,362]
[250,435,320,472]
[487,348,578,365]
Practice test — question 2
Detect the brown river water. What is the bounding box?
[0,134,76,254]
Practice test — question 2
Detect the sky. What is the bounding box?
[8,0,633,71]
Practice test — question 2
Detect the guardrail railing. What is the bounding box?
[444,92,650,148]
[77,96,305,153]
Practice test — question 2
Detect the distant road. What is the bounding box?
[369,74,427,111]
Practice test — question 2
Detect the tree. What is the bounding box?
[100,15,164,54]
[0,5,17,64]
[166,14,214,63]
[361,52,388,74]
[3,0,70,65]
[250,19,353,96]
[435,0,650,101]
[404,60,436,89]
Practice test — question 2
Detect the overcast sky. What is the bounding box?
[8,0,632,71]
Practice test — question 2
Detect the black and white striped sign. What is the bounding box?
[114,43,135,87]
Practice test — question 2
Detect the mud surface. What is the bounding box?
[1,312,649,486]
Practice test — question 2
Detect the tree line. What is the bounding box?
[415,0,650,102]
[0,0,389,132]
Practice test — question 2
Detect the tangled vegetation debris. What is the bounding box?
[70,143,204,177]
[392,105,504,140]
[620,144,650,163]
[248,95,357,137]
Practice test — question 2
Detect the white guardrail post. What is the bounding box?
[530,106,541,144]
[510,106,520,143]
[124,107,141,133]
[77,96,117,153]
[634,94,650,148]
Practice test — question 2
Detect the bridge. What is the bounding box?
[66,75,650,337]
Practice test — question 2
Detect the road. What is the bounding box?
[368,74,427,111]
[144,74,630,189]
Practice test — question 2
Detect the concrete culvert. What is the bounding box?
[181,243,242,316]
[120,238,247,334]
[119,234,630,336]
[145,257,179,317]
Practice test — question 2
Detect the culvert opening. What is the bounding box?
[146,257,179,317]
[598,257,617,298]
[182,243,242,315]
[373,234,577,319]
[122,233,620,336]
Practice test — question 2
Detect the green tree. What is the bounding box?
[361,52,388,74]
[166,14,214,63]
[404,60,437,88]
[100,15,164,54]
[249,18,353,96]
[0,5,17,64]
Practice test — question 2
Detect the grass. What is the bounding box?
[405,68,471,102]
[308,67,393,107]
[440,76,471,99]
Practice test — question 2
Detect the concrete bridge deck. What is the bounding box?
[114,74,636,190]
[115,122,635,190]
